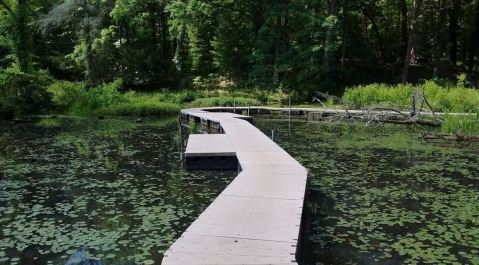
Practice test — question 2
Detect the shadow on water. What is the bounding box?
[0,117,236,265]
[256,118,479,265]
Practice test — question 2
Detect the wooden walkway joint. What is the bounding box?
[162,108,308,265]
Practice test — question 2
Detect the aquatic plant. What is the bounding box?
[256,119,479,265]
[0,117,235,264]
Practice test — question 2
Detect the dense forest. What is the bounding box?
[1,0,479,116]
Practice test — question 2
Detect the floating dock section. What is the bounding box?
[162,108,308,265]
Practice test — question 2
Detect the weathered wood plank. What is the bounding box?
[162,108,307,265]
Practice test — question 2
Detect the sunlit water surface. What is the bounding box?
[0,117,235,265]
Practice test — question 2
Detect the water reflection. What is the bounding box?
[65,249,102,265]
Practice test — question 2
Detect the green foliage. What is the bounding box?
[2,0,479,92]
[344,81,479,113]
[97,101,180,116]
[441,114,479,136]
[48,81,209,116]
[344,83,415,109]
[0,67,53,118]
[189,96,259,107]
[95,90,184,116]
[422,81,479,113]
[48,79,124,115]
[47,78,291,116]
[47,81,86,111]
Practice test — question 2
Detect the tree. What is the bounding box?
[111,0,175,86]
[401,0,423,83]
[323,0,338,75]
[399,0,408,63]
[448,0,460,66]
[39,0,110,85]
[4,0,479,93]
[1,0,32,72]
[467,0,479,74]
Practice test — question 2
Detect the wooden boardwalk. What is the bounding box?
[161,108,308,265]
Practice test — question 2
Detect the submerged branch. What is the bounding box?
[420,132,479,142]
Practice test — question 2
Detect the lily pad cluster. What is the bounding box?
[0,117,235,265]
[257,119,479,265]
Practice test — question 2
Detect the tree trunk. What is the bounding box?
[400,0,422,83]
[273,41,279,86]
[448,0,459,66]
[273,15,280,86]
[273,11,287,86]
[341,0,349,68]
[174,25,188,86]
[323,0,338,76]
[433,0,447,78]
[399,0,409,63]
[362,8,386,65]
[160,4,170,59]
[15,0,30,73]
[85,30,94,85]
[467,0,479,74]
[118,22,129,86]
[149,2,158,45]
[80,0,94,85]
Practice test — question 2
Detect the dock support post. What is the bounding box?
[178,115,184,163]
[289,95,292,134]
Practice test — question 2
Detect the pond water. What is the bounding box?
[1,116,478,265]
[255,119,479,265]
[0,117,236,265]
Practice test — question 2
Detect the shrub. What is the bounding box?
[266,90,289,105]
[162,90,206,104]
[441,114,479,136]
[189,96,259,107]
[48,79,124,115]
[205,88,289,106]
[422,81,479,113]
[48,81,85,111]
[0,67,53,118]
[343,83,414,109]
[344,81,479,113]
[97,101,181,116]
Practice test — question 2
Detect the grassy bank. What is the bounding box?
[344,80,479,113]
[343,80,479,135]
[2,67,478,135]
[47,80,290,116]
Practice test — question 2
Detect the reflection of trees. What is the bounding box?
[53,117,177,174]
[0,130,14,167]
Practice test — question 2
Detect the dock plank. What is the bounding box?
[185,134,236,157]
[162,108,307,265]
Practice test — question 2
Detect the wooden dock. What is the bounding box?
[162,108,308,265]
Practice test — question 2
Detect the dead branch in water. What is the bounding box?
[420,132,479,142]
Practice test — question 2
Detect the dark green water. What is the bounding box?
[0,117,235,265]
[1,117,478,265]
[255,119,479,265]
